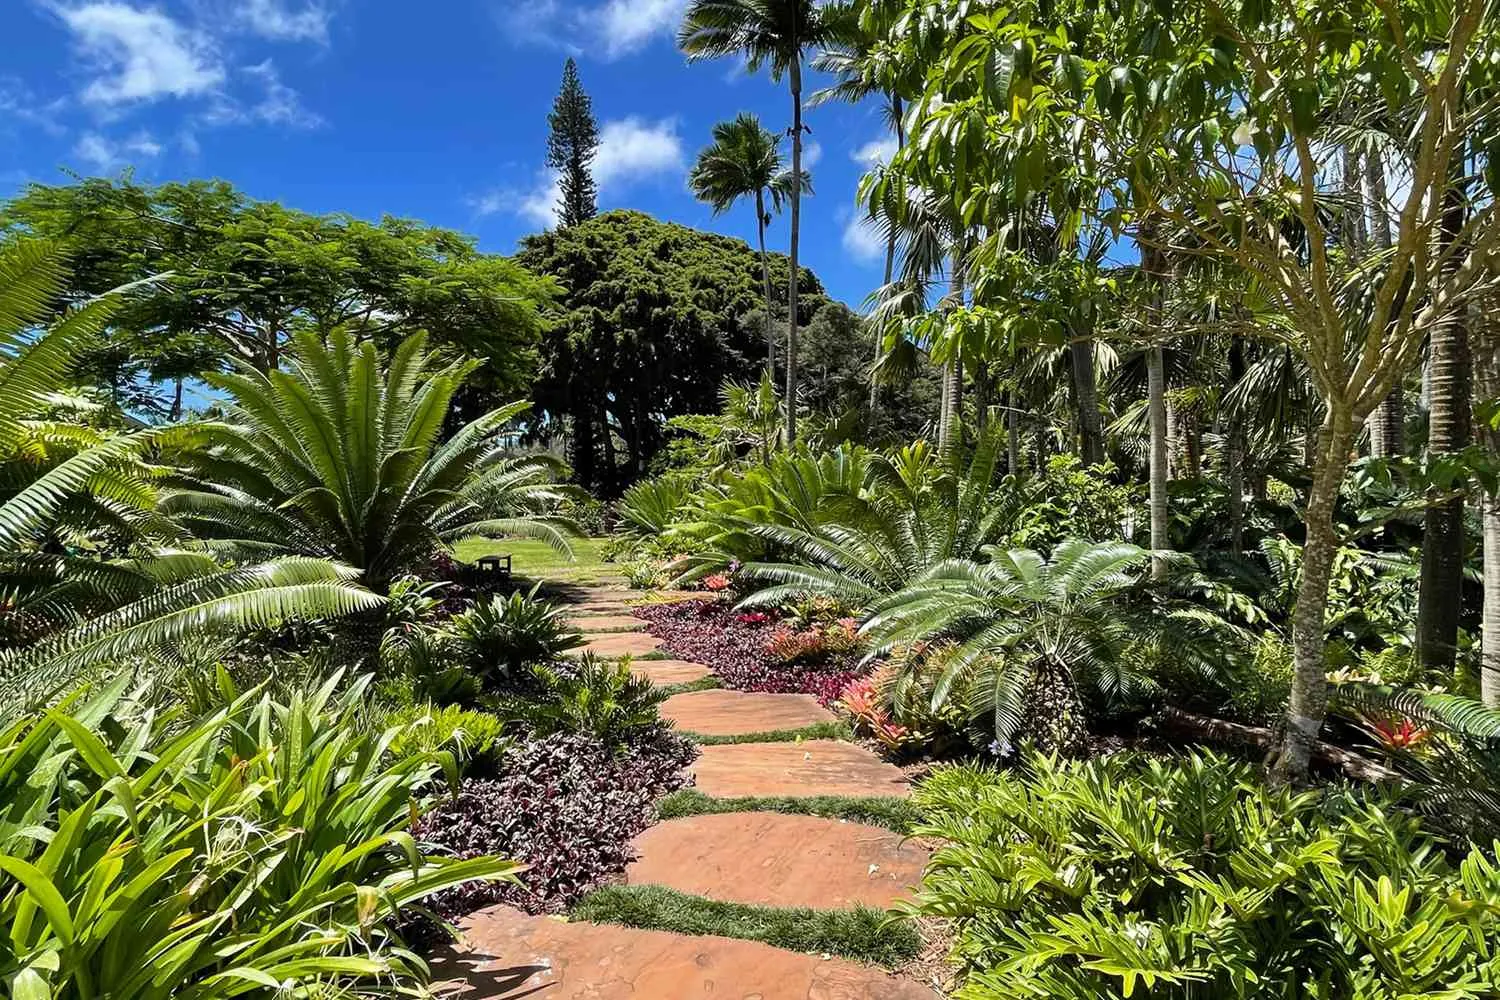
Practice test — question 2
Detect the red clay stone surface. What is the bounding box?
[691,740,912,799]
[661,689,834,736]
[627,812,929,909]
[629,659,714,686]
[570,614,646,632]
[567,632,663,658]
[439,906,939,1000]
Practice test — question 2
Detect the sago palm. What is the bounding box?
[680,0,833,444]
[863,539,1241,748]
[0,240,379,709]
[689,113,809,378]
[166,328,577,590]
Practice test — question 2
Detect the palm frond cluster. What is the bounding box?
[0,239,574,713]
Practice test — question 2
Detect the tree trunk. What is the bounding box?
[1415,178,1473,674]
[1477,300,1500,707]
[939,246,966,461]
[1366,152,1405,458]
[1069,337,1105,466]
[871,95,905,414]
[755,189,776,381]
[1006,391,1021,476]
[1147,344,1170,579]
[170,375,184,422]
[1277,412,1360,783]
[785,55,803,445]
[1226,334,1247,555]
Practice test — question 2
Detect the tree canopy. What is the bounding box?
[516,209,831,494]
[0,178,557,415]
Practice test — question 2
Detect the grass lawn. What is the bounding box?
[451,536,616,583]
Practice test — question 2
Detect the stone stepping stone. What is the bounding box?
[441,905,939,999]
[567,631,663,659]
[569,614,646,632]
[691,740,911,799]
[661,690,833,737]
[631,659,714,686]
[627,812,929,910]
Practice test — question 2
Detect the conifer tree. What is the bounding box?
[546,58,600,228]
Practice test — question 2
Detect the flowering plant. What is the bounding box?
[702,573,731,592]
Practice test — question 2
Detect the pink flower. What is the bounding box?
[703,574,731,592]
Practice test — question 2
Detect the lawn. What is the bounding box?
[451,536,615,584]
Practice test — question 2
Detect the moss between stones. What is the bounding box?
[686,720,851,746]
[654,789,920,834]
[653,676,722,698]
[570,884,921,967]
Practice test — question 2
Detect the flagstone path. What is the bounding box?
[449,583,940,1000]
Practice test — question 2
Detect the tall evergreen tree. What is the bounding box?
[546,58,599,229]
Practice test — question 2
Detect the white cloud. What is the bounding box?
[802,141,823,169]
[598,0,686,58]
[841,212,885,264]
[239,0,332,43]
[56,3,224,105]
[242,60,321,127]
[475,116,685,227]
[498,0,685,60]
[852,136,898,168]
[73,129,163,170]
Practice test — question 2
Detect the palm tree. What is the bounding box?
[166,328,578,590]
[680,0,833,445]
[0,240,378,709]
[688,112,809,378]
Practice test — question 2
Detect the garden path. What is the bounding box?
[449,583,939,1000]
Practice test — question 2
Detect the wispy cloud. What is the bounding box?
[55,3,224,105]
[498,0,686,60]
[839,206,884,264]
[852,136,898,169]
[73,128,163,170]
[241,60,321,127]
[238,0,332,43]
[475,116,685,227]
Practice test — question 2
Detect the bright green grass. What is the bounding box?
[687,720,852,746]
[654,789,921,834]
[451,537,613,582]
[570,885,921,967]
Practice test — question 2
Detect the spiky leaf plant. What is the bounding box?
[166,328,579,589]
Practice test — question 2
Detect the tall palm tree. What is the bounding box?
[680,0,833,445]
[688,112,809,379]
[0,240,378,707]
[166,328,577,590]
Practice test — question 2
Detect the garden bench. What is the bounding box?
[475,554,512,580]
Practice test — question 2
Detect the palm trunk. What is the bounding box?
[1366,152,1405,458]
[1227,333,1247,555]
[1478,299,1500,707]
[1069,337,1104,466]
[755,188,776,380]
[785,56,803,445]
[939,243,966,461]
[871,96,905,413]
[1147,345,1170,578]
[1415,173,1472,674]
[1278,412,1360,782]
[170,375,184,422]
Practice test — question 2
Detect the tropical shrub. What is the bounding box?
[415,728,697,915]
[764,617,860,665]
[0,240,379,712]
[910,751,1500,999]
[385,703,510,773]
[0,674,521,1000]
[616,475,694,545]
[499,654,668,749]
[166,327,578,590]
[450,585,583,688]
[864,540,1246,751]
[1005,455,1139,549]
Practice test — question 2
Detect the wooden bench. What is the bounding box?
[474,554,512,580]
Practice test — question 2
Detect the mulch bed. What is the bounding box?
[633,599,867,707]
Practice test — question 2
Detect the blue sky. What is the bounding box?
[0,1,899,308]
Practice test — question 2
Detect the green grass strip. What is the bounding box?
[655,789,920,834]
[654,675,722,698]
[571,885,920,967]
[688,720,851,746]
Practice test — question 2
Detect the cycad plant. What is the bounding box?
[0,240,379,710]
[863,539,1242,750]
[167,328,578,590]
